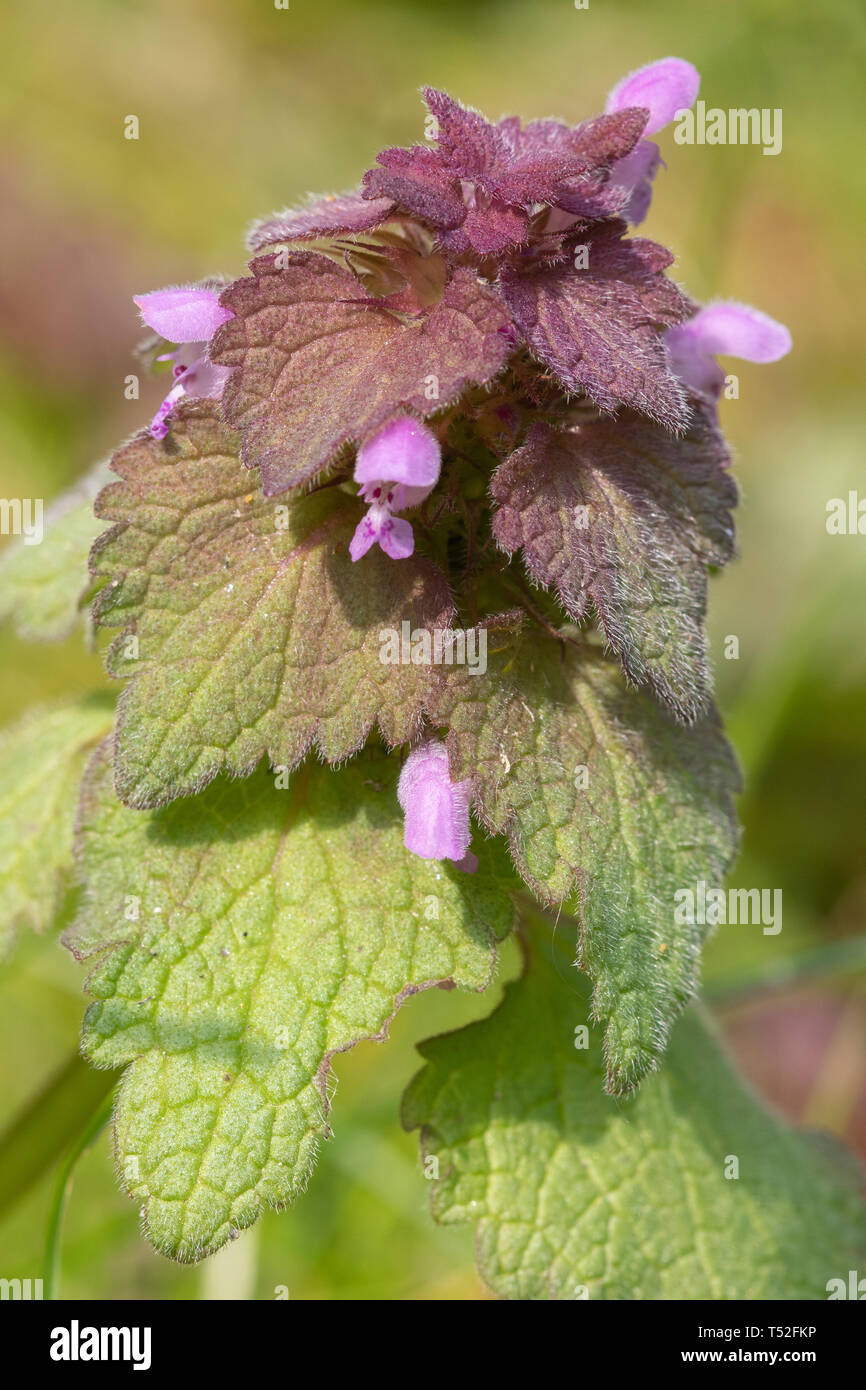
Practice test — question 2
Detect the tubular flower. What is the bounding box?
[397,740,478,873]
[134,286,234,439]
[605,57,700,222]
[664,301,792,399]
[349,416,441,562]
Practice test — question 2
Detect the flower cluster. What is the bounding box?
[129,58,790,870]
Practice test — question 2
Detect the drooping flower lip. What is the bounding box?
[133,286,234,344]
[349,502,415,562]
[605,57,700,136]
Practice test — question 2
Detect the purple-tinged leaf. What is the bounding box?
[247,192,395,251]
[439,200,529,255]
[507,108,646,169]
[497,108,648,204]
[363,94,647,251]
[90,400,455,808]
[423,87,507,181]
[363,146,466,229]
[212,253,512,495]
[500,222,690,428]
[566,108,652,167]
[490,409,737,720]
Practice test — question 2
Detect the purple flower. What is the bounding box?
[664,301,792,399]
[397,740,477,872]
[349,416,441,562]
[134,286,234,439]
[606,57,700,223]
[603,140,662,225]
[607,57,701,137]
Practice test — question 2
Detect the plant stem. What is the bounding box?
[0,1051,118,1221]
[500,576,584,649]
[42,1089,115,1300]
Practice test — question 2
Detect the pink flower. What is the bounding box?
[664,301,792,399]
[605,57,700,223]
[134,286,234,439]
[349,416,441,562]
[397,741,477,872]
[607,58,701,137]
[602,139,662,225]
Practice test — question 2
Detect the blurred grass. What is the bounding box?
[0,0,864,1298]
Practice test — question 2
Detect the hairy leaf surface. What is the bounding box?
[0,696,114,957]
[0,462,112,642]
[491,411,737,720]
[69,747,514,1261]
[500,224,689,429]
[404,928,865,1300]
[212,254,511,494]
[247,193,395,250]
[431,634,740,1091]
[363,90,646,250]
[91,401,453,808]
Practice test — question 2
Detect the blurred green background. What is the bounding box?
[1,0,864,1299]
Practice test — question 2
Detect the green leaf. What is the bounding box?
[92,399,453,808]
[211,254,511,495]
[491,408,737,722]
[0,695,115,958]
[0,462,111,642]
[68,745,514,1261]
[431,631,740,1092]
[404,922,866,1300]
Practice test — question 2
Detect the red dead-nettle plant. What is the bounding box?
[4,59,863,1300]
